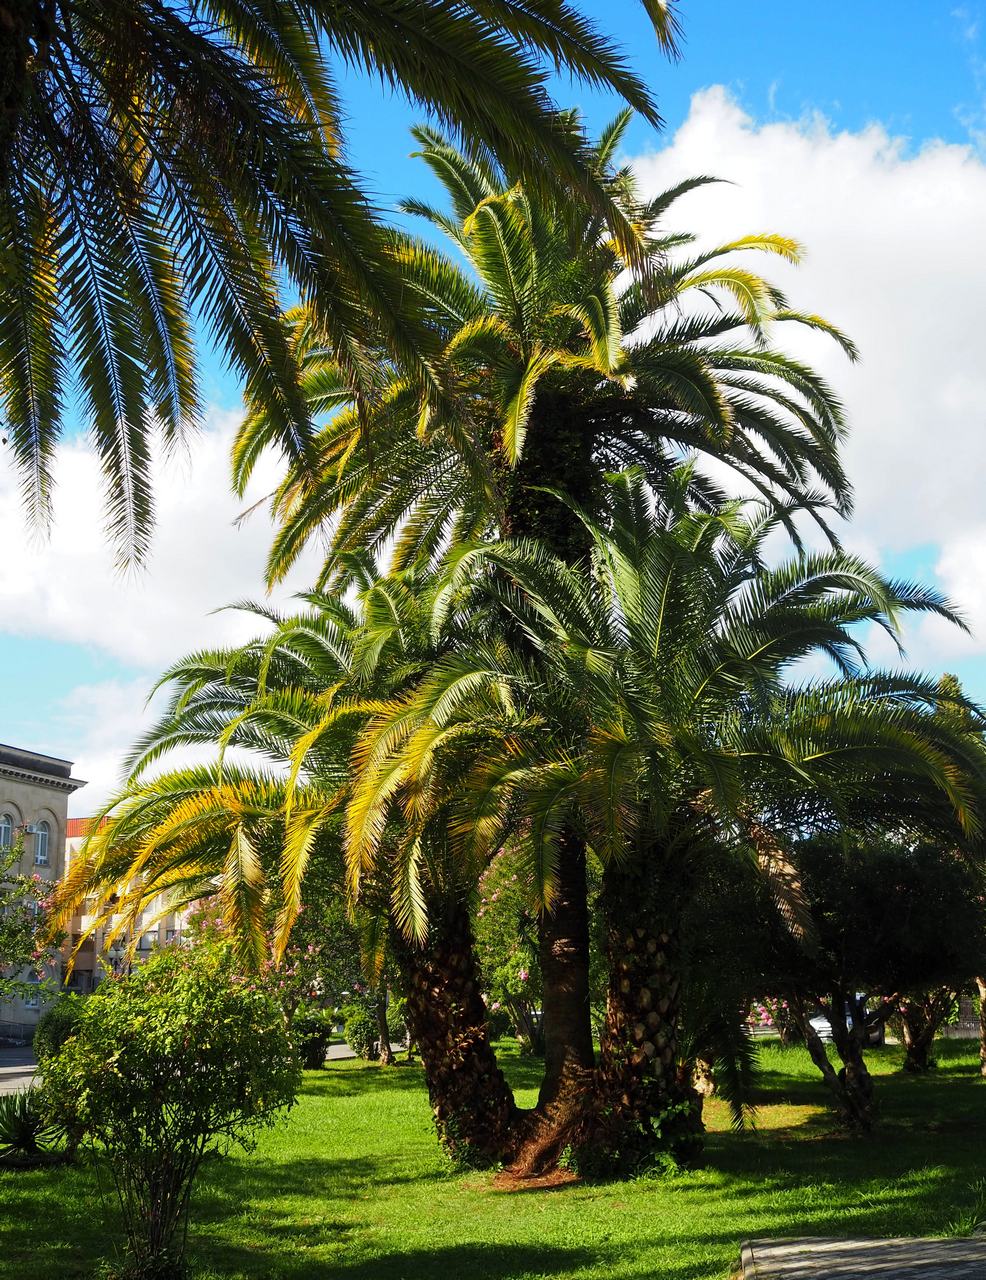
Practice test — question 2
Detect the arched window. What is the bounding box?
[34,821,49,866]
[0,813,12,849]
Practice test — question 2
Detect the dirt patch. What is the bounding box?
[489,1167,581,1193]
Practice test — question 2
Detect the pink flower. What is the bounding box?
[518,968,529,983]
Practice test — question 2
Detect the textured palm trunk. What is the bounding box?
[977,977,986,1079]
[537,832,595,1107]
[588,862,703,1171]
[505,388,600,1112]
[392,902,521,1165]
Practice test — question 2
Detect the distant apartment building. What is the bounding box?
[0,744,85,1039]
[64,819,187,988]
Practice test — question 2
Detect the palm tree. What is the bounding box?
[345,470,986,1163]
[236,117,859,1102]
[237,114,855,588]
[1,1,676,561]
[51,557,524,1164]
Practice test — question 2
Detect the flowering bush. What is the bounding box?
[474,849,544,1051]
[747,997,797,1043]
[0,833,63,1008]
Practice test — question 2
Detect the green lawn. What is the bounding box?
[2,1041,984,1280]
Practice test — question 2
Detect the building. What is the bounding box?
[63,819,186,989]
[0,744,85,1040]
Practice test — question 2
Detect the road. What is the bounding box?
[0,1046,36,1095]
[0,1041,356,1096]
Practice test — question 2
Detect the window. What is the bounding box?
[34,821,49,866]
[0,813,11,849]
[23,979,40,1009]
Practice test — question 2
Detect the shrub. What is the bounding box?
[33,992,84,1063]
[43,945,299,1279]
[292,1005,335,1069]
[342,1003,378,1060]
[0,1087,64,1167]
[386,994,408,1045]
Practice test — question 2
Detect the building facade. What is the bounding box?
[63,820,186,988]
[0,744,85,1039]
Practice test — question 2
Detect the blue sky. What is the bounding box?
[5,2,986,810]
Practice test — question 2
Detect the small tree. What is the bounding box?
[893,989,959,1073]
[768,837,986,1128]
[44,945,299,1280]
[0,833,62,1009]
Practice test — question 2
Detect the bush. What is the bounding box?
[0,1087,64,1167]
[292,1005,335,1069]
[386,994,408,1045]
[33,993,84,1064]
[43,945,300,1279]
[342,1004,378,1060]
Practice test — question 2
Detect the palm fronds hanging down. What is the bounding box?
[1,0,675,561]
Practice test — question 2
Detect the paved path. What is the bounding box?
[741,1238,986,1278]
[0,1046,36,1095]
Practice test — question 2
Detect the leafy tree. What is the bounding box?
[893,989,961,1074]
[0,832,62,1008]
[43,943,299,1280]
[768,837,986,1127]
[1,0,675,561]
[475,846,545,1054]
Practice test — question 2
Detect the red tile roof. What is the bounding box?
[65,817,106,838]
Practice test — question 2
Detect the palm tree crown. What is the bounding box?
[237,114,858,587]
[344,470,986,929]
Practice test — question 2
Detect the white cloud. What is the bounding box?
[631,87,986,651]
[0,411,322,669]
[0,412,326,813]
[54,677,269,817]
[52,677,165,815]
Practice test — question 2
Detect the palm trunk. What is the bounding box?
[505,388,600,1115]
[392,902,520,1165]
[977,977,986,1079]
[589,863,703,1171]
[537,832,595,1107]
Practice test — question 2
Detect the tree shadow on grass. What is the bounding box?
[302,1059,430,1099]
[193,1239,727,1280]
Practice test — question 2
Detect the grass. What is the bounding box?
[2,1040,985,1280]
